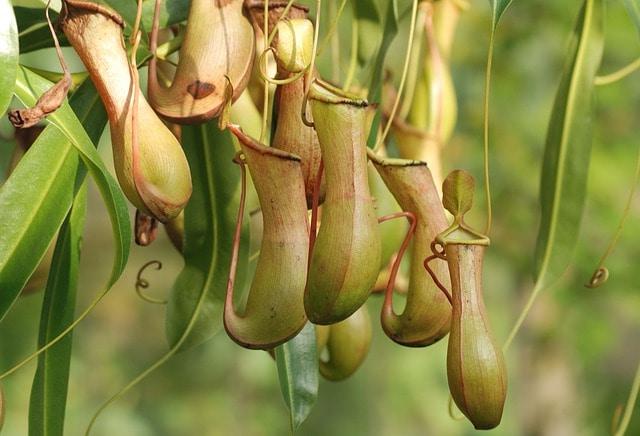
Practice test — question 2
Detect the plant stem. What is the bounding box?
[586,145,640,288]
[304,0,322,95]
[483,29,495,236]
[595,57,640,86]
[614,358,640,436]
[374,0,419,152]
[342,17,358,91]
[399,3,426,120]
[260,0,271,144]
[503,279,544,352]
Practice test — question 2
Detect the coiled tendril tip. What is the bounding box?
[135,260,166,305]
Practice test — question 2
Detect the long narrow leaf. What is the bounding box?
[534,0,604,287]
[28,184,87,436]
[275,323,319,432]
[13,67,131,296]
[623,0,640,35]
[14,7,69,53]
[165,122,249,350]
[490,0,514,30]
[366,0,399,102]
[0,0,18,115]
[0,76,111,320]
[101,0,188,30]
[351,0,381,67]
[366,0,399,147]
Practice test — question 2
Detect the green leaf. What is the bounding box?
[14,7,70,53]
[28,184,87,436]
[8,67,131,316]
[0,76,112,320]
[623,0,640,36]
[351,0,382,67]
[366,0,399,101]
[141,0,188,31]
[534,0,604,287]
[165,122,249,351]
[490,0,514,30]
[99,0,188,31]
[275,323,319,432]
[98,0,137,29]
[0,0,18,115]
[365,0,399,147]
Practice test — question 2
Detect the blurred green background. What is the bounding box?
[2,0,640,434]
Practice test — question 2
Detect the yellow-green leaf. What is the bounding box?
[534,0,604,287]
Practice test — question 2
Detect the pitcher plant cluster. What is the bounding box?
[0,0,639,434]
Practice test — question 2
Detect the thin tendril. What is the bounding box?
[46,0,69,79]
[317,0,348,56]
[483,29,496,236]
[328,0,341,82]
[83,157,243,434]
[378,211,417,313]
[135,261,167,305]
[374,0,419,153]
[258,47,306,85]
[586,146,640,288]
[0,0,127,381]
[304,0,322,97]
[308,159,324,262]
[612,404,624,436]
[131,0,143,42]
[502,279,544,352]
[399,3,426,120]
[595,58,640,86]
[422,1,444,144]
[612,357,640,436]
[266,0,297,47]
[501,144,638,351]
[342,17,358,91]
[225,152,248,318]
[259,0,271,144]
[0,290,113,380]
[129,11,144,209]
[423,255,452,304]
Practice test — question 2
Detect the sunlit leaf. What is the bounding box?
[15,7,69,53]
[0,75,115,321]
[29,185,87,436]
[11,67,131,313]
[165,122,249,351]
[0,0,18,115]
[534,0,604,287]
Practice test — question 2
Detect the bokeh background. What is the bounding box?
[2,0,640,434]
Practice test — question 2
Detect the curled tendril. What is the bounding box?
[258,47,306,85]
[586,267,609,289]
[135,260,167,305]
[423,242,452,305]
